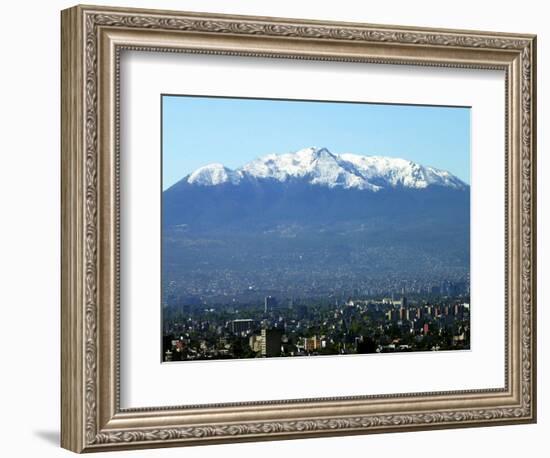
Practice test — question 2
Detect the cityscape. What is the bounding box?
[162,279,470,361]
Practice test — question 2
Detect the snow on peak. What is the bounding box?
[185,147,467,191]
[240,147,380,191]
[187,163,242,186]
[339,153,466,190]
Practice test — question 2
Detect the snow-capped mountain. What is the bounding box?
[163,147,470,292]
[187,163,242,186]
[164,144,469,239]
[184,147,466,191]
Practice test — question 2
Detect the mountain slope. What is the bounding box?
[162,147,469,300]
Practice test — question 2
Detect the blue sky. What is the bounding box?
[162,95,470,190]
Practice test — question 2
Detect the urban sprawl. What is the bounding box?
[163,280,470,361]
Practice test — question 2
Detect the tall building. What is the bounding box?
[249,334,263,353]
[231,319,254,335]
[264,296,277,313]
[261,328,283,357]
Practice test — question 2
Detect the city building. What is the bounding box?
[303,335,321,352]
[261,328,283,357]
[231,318,254,335]
[264,296,277,313]
[249,334,263,353]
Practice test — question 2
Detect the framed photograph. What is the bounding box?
[61,4,537,453]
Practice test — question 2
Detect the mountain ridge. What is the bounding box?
[176,146,467,192]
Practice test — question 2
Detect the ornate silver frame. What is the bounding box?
[61,4,537,453]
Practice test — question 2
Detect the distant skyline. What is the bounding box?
[162,95,471,190]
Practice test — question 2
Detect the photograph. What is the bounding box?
[161,95,472,362]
